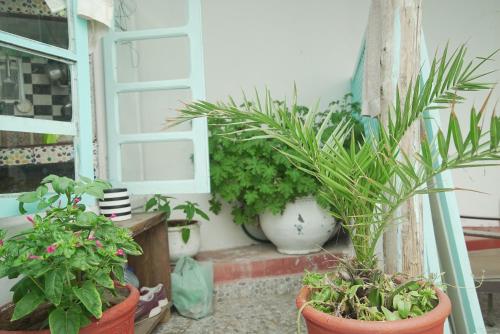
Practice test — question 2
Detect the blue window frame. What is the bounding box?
[102,0,210,195]
[0,0,93,218]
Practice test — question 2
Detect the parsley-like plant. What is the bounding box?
[208,94,363,225]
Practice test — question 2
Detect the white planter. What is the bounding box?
[260,197,337,254]
[168,221,201,262]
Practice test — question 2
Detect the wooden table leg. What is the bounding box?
[127,222,172,323]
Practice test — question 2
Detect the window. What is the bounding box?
[0,0,92,218]
[103,0,210,194]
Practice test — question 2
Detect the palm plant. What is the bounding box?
[176,45,499,272]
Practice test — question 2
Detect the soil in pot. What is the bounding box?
[0,284,139,334]
[296,286,451,334]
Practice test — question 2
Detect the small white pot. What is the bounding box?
[168,221,201,262]
[260,197,337,254]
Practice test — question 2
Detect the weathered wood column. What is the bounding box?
[362,0,424,275]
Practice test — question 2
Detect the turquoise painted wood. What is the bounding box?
[0,0,94,218]
[103,0,210,195]
[420,39,486,334]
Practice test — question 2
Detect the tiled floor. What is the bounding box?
[154,291,500,334]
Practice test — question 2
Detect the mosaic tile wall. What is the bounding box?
[0,144,73,166]
[0,0,65,17]
[0,56,71,121]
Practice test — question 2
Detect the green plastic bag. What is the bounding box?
[171,256,214,319]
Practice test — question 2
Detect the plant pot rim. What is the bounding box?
[168,220,199,229]
[296,285,451,332]
[0,284,139,334]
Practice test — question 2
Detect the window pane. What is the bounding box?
[115,0,188,31]
[0,46,72,122]
[0,130,75,193]
[116,37,190,83]
[121,141,194,181]
[118,89,192,134]
[0,0,69,49]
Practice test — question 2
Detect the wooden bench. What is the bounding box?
[116,212,172,331]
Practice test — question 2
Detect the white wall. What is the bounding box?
[111,0,500,251]
[192,0,371,250]
[115,0,371,251]
[422,0,500,226]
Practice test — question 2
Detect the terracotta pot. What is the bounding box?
[0,284,139,334]
[296,286,451,334]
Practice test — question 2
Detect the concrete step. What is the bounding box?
[196,236,351,285]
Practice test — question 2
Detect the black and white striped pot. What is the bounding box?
[99,188,132,222]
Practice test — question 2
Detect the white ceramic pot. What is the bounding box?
[168,221,201,262]
[260,197,337,254]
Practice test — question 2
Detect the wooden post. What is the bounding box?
[363,0,424,275]
[398,0,424,277]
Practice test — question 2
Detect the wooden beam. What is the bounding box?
[398,0,424,277]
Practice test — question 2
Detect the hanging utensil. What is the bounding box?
[2,56,18,100]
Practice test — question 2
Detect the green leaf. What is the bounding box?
[436,130,448,162]
[49,307,81,334]
[381,306,401,321]
[18,202,27,215]
[45,269,64,305]
[450,112,464,156]
[112,265,125,283]
[144,197,158,212]
[93,270,114,289]
[73,281,102,319]
[195,208,210,221]
[181,227,191,244]
[367,288,382,307]
[35,185,48,198]
[11,277,36,303]
[11,289,45,321]
[52,177,73,194]
[397,298,411,319]
[76,211,98,227]
[17,191,38,204]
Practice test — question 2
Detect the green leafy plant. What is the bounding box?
[208,94,363,225]
[0,175,142,334]
[144,194,209,243]
[176,45,500,320]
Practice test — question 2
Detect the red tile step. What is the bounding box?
[195,240,349,284]
[465,226,500,251]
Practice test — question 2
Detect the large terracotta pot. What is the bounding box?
[0,284,139,334]
[296,286,451,334]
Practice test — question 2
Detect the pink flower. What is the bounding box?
[116,248,125,256]
[46,244,57,254]
[0,239,3,246]
[28,255,41,260]
[26,216,34,225]
[95,240,103,248]
[74,197,81,204]
[110,213,117,219]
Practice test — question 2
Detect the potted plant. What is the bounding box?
[208,95,364,254]
[144,195,210,261]
[0,175,143,334]
[177,45,499,333]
